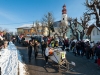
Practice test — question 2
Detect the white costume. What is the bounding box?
[45,47,49,56]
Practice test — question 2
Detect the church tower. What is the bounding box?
[61,4,68,26]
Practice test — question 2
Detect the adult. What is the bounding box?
[45,44,49,64]
[34,41,39,59]
[41,40,46,56]
[0,37,4,51]
[70,40,75,52]
[28,40,33,62]
[96,44,100,67]
[85,41,91,59]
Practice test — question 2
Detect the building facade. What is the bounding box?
[17,23,48,36]
[87,25,100,43]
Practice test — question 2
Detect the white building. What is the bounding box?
[87,24,100,43]
[52,4,68,38]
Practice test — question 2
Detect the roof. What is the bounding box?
[17,22,42,29]
[17,24,33,29]
[23,27,31,29]
[53,21,61,27]
[97,27,100,30]
[86,24,100,35]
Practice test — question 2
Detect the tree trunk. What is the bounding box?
[48,27,50,37]
[76,32,79,41]
[41,25,43,35]
[80,32,85,41]
[63,32,66,38]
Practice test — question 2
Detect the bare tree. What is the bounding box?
[68,18,80,41]
[68,13,90,41]
[79,13,91,40]
[85,0,100,27]
[41,20,46,35]
[59,22,68,38]
[42,12,55,37]
[35,21,40,35]
[3,28,9,32]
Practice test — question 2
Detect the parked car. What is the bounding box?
[26,34,31,37]
[21,37,31,46]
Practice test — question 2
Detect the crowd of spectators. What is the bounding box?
[41,36,100,67]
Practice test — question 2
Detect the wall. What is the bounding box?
[17,28,24,35]
[43,27,49,36]
[66,23,88,40]
[24,29,31,36]
[17,27,43,37]
[91,27,100,43]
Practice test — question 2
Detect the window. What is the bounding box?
[93,30,95,35]
[38,30,41,32]
[97,30,99,35]
[77,25,79,27]
[28,29,30,32]
[70,35,72,37]
[70,30,72,33]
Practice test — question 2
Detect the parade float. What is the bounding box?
[48,46,75,71]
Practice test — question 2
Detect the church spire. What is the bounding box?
[62,4,67,14]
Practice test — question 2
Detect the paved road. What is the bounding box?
[16,44,100,75]
[0,67,1,75]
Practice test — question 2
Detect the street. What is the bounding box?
[16,44,100,75]
[0,0,100,75]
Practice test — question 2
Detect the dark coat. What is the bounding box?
[0,40,4,50]
[34,43,39,52]
[96,47,100,58]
